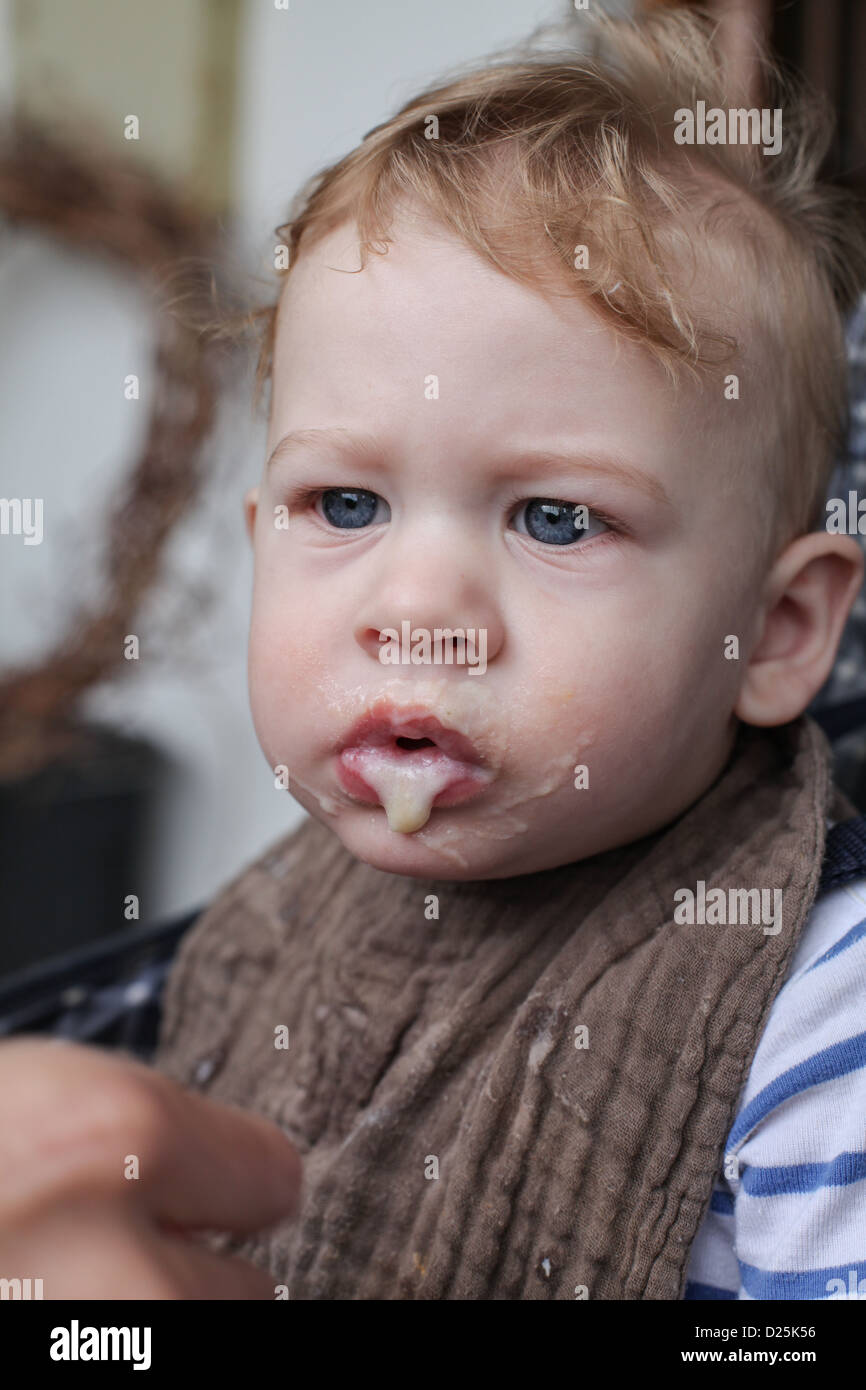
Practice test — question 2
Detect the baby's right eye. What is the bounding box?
[316,488,391,529]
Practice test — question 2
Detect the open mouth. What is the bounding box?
[335,706,492,833]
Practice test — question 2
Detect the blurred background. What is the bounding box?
[1,0,865,978]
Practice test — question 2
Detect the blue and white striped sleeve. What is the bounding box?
[685,875,866,1300]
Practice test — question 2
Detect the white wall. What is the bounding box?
[1,0,623,924]
[233,0,612,262]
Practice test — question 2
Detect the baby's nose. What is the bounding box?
[351,531,506,669]
[356,621,487,666]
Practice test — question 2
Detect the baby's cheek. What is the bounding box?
[249,610,345,764]
[512,629,679,785]
[588,617,736,781]
[521,621,647,721]
[247,619,299,747]
[250,585,319,681]
[498,662,601,784]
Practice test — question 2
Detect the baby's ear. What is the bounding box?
[243,486,259,543]
[735,531,864,727]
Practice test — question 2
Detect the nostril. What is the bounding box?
[395,736,436,750]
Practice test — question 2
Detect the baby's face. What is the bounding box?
[245,208,764,878]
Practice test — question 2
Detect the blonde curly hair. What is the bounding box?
[245,6,866,548]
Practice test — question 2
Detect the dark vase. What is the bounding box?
[0,726,165,976]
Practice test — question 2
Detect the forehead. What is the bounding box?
[267,210,740,495]
[276,211,649,371]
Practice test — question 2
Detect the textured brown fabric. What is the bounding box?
[153,716,833,1299]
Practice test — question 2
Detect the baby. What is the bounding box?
[151,9,866,1300]
[4,8,864,1303]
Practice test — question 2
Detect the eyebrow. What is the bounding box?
[266,427,672,508]
[266,427,386,472]
[500,448,673,508]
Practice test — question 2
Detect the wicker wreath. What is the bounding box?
[0,113,247,781]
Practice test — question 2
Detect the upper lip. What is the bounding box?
[336,701,485,764]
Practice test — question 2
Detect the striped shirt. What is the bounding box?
[685,864,866,1300]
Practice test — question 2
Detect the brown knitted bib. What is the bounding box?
[153,716,836,1299]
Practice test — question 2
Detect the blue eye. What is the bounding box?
[511,498,606,546]
[318,488,389,528]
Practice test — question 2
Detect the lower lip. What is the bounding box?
[336,743,490,810]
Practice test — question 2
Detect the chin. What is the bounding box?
[321,806,507,881]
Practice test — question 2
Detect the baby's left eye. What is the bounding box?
[510,498,609,546]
